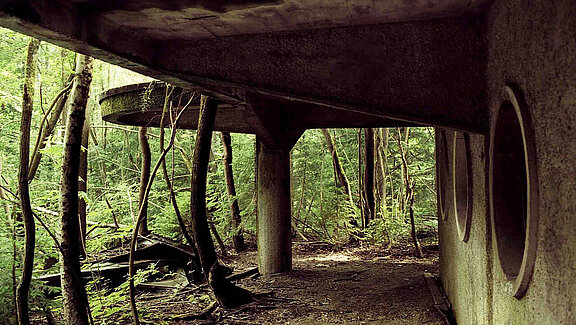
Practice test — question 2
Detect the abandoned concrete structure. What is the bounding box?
[0,0,574,323]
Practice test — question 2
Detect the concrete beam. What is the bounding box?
[0,1,488,133]
[155,17,489,133]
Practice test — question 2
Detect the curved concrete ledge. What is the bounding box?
[99,82,251,133]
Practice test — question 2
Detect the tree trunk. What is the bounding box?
[375,128,388,216]
[219,132,246,252]
[363,128,375,226]
[321,129,353,204]
[138,127,151,235]
[128,95,194,324]
[396,127,422,257]
[29,79,72,180]
[78,108,90,255]
[59,54,93,325]
[158,88,203,282]
[16,38,39,325]
[357,129,365,227]
[408,183,423,258]
[191,96,252,308]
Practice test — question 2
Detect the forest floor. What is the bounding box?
[142,242,446,325]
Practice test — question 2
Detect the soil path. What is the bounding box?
[166,244,445,324]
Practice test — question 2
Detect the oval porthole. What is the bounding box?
[453,132,473,242]
[490,86,539,299]
[436,129,449,220]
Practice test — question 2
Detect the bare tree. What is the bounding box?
[138,127,151,235]
[220,132,246,252]
[16,38,39,325]
[375,128,389,216]
[363,128,375,227]
[321,129,353,204]
[28,78,73,180]
[59,54,93,325]
[396,128,422,258]
[78,108,90,255]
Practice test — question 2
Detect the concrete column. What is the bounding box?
[257,141,292,274]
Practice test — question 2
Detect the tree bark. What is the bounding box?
[29,79,72,180]
[396,127,422,258]
[408,183,423,258]
[219,132,246,252]
[191,95,218,277]
[321,129,353,203]
[191,96,252,308]
[357,129,365,227]
[375,128,388,216]
[128,95,194,324]
[59,54,93,325]
[78,108,90,255]
[158,87,203,282]
[16,38,39,325]
[363,128,375,227]
[138,127,151,235]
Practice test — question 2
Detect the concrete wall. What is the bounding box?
[439,0,576,324]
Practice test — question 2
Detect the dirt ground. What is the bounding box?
[145,243,445,325]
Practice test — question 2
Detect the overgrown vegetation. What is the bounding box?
[0,28,437,324]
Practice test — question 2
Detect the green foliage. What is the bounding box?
[0,26,438,323]
[86,265,158,324]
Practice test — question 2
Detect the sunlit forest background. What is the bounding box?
[0,27,437,323]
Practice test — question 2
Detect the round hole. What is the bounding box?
[453,132,473,242]
[490,86,539,299]
[436,130,449,220]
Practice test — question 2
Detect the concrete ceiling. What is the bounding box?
[67,0,489,40]
[0,0,493,134]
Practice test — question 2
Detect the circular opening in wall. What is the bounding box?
[490,86,539,299]
[436,130,449,220]
[453,132,472,242]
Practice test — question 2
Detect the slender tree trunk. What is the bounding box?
[191,96,252,308]
[363,128,375,226]
[138,127,151,235]
[396,127,422,257]
[190,96,219,279]
[78,109,90,255]
[208,213,228,257]
[158,87,203,281]
[374,128,388,216]
[295,156,307,221]
[381,129,389,212]
[128,95,193,324]
[29,80,72,180]
[408,183,423,258]
[320,129,353,204]
[59,54,93,325]
[219,132,246,252]
[254,137,259,222]
[16,38,39,325]
[357,129,365,227]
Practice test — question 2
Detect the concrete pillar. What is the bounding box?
[257,141,292,274]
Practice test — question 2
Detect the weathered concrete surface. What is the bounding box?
[8,0,492,40]
[439,0,576,324]
[159,17,488,132]
[0,0,489,132]
[256,143,292,274]
[439,131,490,325]
[99,83,418,134]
